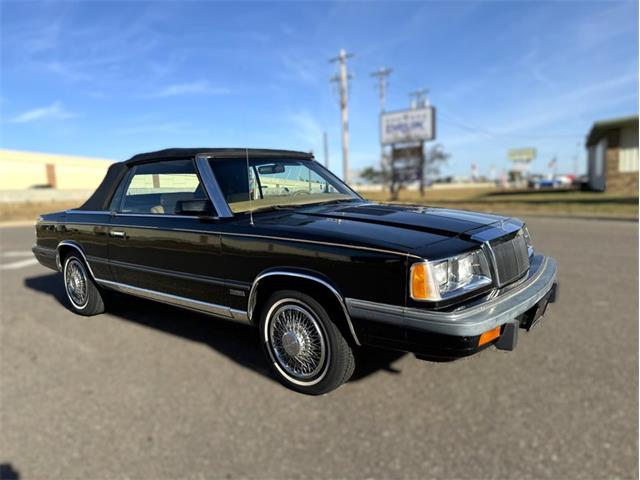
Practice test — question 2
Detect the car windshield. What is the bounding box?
[209,158,359,213]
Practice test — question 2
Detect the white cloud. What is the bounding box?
[443,72,639,149]
[149,81,230,98]
[3,4,196,91]
[43,60,92,82]
[9,101,78,123]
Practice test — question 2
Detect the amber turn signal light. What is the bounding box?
[410,263,430,300]
[478,326,501,347]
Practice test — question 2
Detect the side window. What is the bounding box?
[116,160,209,215]
[108,171,130,212]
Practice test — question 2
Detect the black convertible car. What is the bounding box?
[33,148,558,394]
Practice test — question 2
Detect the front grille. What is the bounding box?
[490,233,530,286]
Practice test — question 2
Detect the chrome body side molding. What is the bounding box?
[54,241,251,325]
[95,278,251,324]
[65,210,111,215]
[229,308,250,322]
[247,270,361,346]
[113,213,209,220]
[66,209,214,220]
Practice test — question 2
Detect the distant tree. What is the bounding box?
[358,145,449,200]
[388,143,450,200]
[421,144,450,196]
[359,166,389,185]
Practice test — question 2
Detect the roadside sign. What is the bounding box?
[508,148,537,162]
[381,107,436,145]
[391,144,423,162]
[390,144,424,182]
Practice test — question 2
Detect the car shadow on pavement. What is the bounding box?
[0,463,20,480]
[24,273,407,385]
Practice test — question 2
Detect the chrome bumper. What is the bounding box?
[345,254,558,337]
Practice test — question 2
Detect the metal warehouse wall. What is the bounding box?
[0,149,115,190]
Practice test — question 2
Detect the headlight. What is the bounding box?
[410,249,492,301]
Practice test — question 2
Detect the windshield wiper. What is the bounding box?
[244,205,296,215]
[243,198,357,215]
[313,198,360,207]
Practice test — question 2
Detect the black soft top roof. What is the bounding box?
[126,147,313,164]
[78,147,313,211]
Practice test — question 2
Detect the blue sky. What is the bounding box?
[1,0,638,179]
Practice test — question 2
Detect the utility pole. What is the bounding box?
[409,88,429,195]
[323,131,329,168]
[330,48,353,184]
[370,66,392,171]
[370,67,392,113]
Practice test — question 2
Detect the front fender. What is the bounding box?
[247,267,360,345]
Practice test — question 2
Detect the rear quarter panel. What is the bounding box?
[35,211,112,279]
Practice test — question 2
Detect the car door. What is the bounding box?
[106,158,228,309]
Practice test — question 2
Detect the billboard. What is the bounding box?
[508,148,537,162]
[381,107,435,145]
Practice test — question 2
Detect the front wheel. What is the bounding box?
[259,290,355,395]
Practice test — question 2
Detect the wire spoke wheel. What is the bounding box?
[64,258,88,308]
[267,301,328,383]
[260,291,355,394]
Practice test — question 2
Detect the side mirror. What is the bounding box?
[175,199,214,216]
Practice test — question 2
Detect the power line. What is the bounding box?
[438,109,583,140]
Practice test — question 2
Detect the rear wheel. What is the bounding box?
[259,290,355,395]
[63,254,105,316]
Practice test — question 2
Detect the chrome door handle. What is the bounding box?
[110,230,126,238]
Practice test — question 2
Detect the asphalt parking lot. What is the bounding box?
[0,217,637,479]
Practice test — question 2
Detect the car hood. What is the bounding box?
[305,202,507,235]
[253,202,517,257]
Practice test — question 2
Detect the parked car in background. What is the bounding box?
[33,148,559,395]
[529,177,561,189]
[556,174,575,186]
[528,174,575,189]
[527,174,544,189]
[573,174,589,190]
